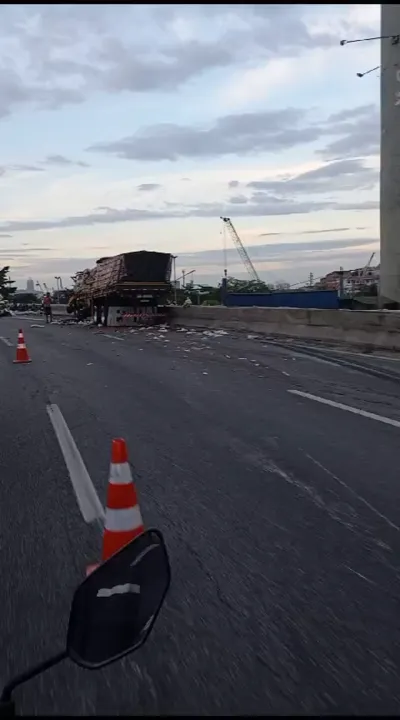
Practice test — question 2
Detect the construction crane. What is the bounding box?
[361,251,376,280]
[36,282,43,292]
[220,217,261,283]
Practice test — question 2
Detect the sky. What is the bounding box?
[0,3,381,289]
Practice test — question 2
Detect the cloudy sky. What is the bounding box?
[0,3,380,289]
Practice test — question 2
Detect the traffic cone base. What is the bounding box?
[13,329,31,364]
[102,525,143,560]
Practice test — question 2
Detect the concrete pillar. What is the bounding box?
[380,5,400,305]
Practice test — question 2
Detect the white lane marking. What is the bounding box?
[0,336,13,347]
[303,450,400,532]
[103,334,124,341]
[288,389,400,429]
[46,403,105,524]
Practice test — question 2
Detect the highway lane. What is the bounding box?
[0,318,399,715]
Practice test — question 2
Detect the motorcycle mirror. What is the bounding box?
[66,529,171,669]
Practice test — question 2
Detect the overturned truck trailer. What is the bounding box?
[73,251,173,327]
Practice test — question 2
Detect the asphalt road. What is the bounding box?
[0,317,400,716]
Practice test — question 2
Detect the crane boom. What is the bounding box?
[220,217,260,282]
[365,251,375,270]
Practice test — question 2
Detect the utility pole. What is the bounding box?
[338,267,344,298]
[380,5,400,306]
[340,8,400,306]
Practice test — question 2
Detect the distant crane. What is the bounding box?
[220,217,261,283]
[36,282,43,292]
[180,269,195,288]
[361,251,376,279]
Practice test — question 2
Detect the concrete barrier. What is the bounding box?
[170,306,400,351]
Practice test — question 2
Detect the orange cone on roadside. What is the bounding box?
[86,438,144,576]
[13,329,31,364]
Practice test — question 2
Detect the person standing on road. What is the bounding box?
[43,292,52,324]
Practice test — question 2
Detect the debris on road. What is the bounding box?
[202,329,228,337]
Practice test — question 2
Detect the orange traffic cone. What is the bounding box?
[102,438,144,560]
[86,438,144,576]
[13,329,31,364]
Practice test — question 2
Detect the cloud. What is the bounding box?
[0,157,89,176]
[180,237,378,269]
[42,155,90,168]
[0,164,44,175]
[87,104,379,162]
[0,196,379,235]
[319,106,380,160]
[259,226,368,237]
[11,236,378,283]
[246,158,378,196]
[137,183,162,192]
[229,195,248,204]
[0,4,364,119]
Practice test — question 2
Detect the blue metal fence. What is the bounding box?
[224,290,339,310]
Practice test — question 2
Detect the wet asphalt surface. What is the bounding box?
[0,316,400,716]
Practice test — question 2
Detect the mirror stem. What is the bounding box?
[1,650,68,702]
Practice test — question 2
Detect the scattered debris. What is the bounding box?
[202,329,228,338]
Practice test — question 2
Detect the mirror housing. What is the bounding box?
[67,529,171,669]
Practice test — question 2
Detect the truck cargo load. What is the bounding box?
[76,251,172,297]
